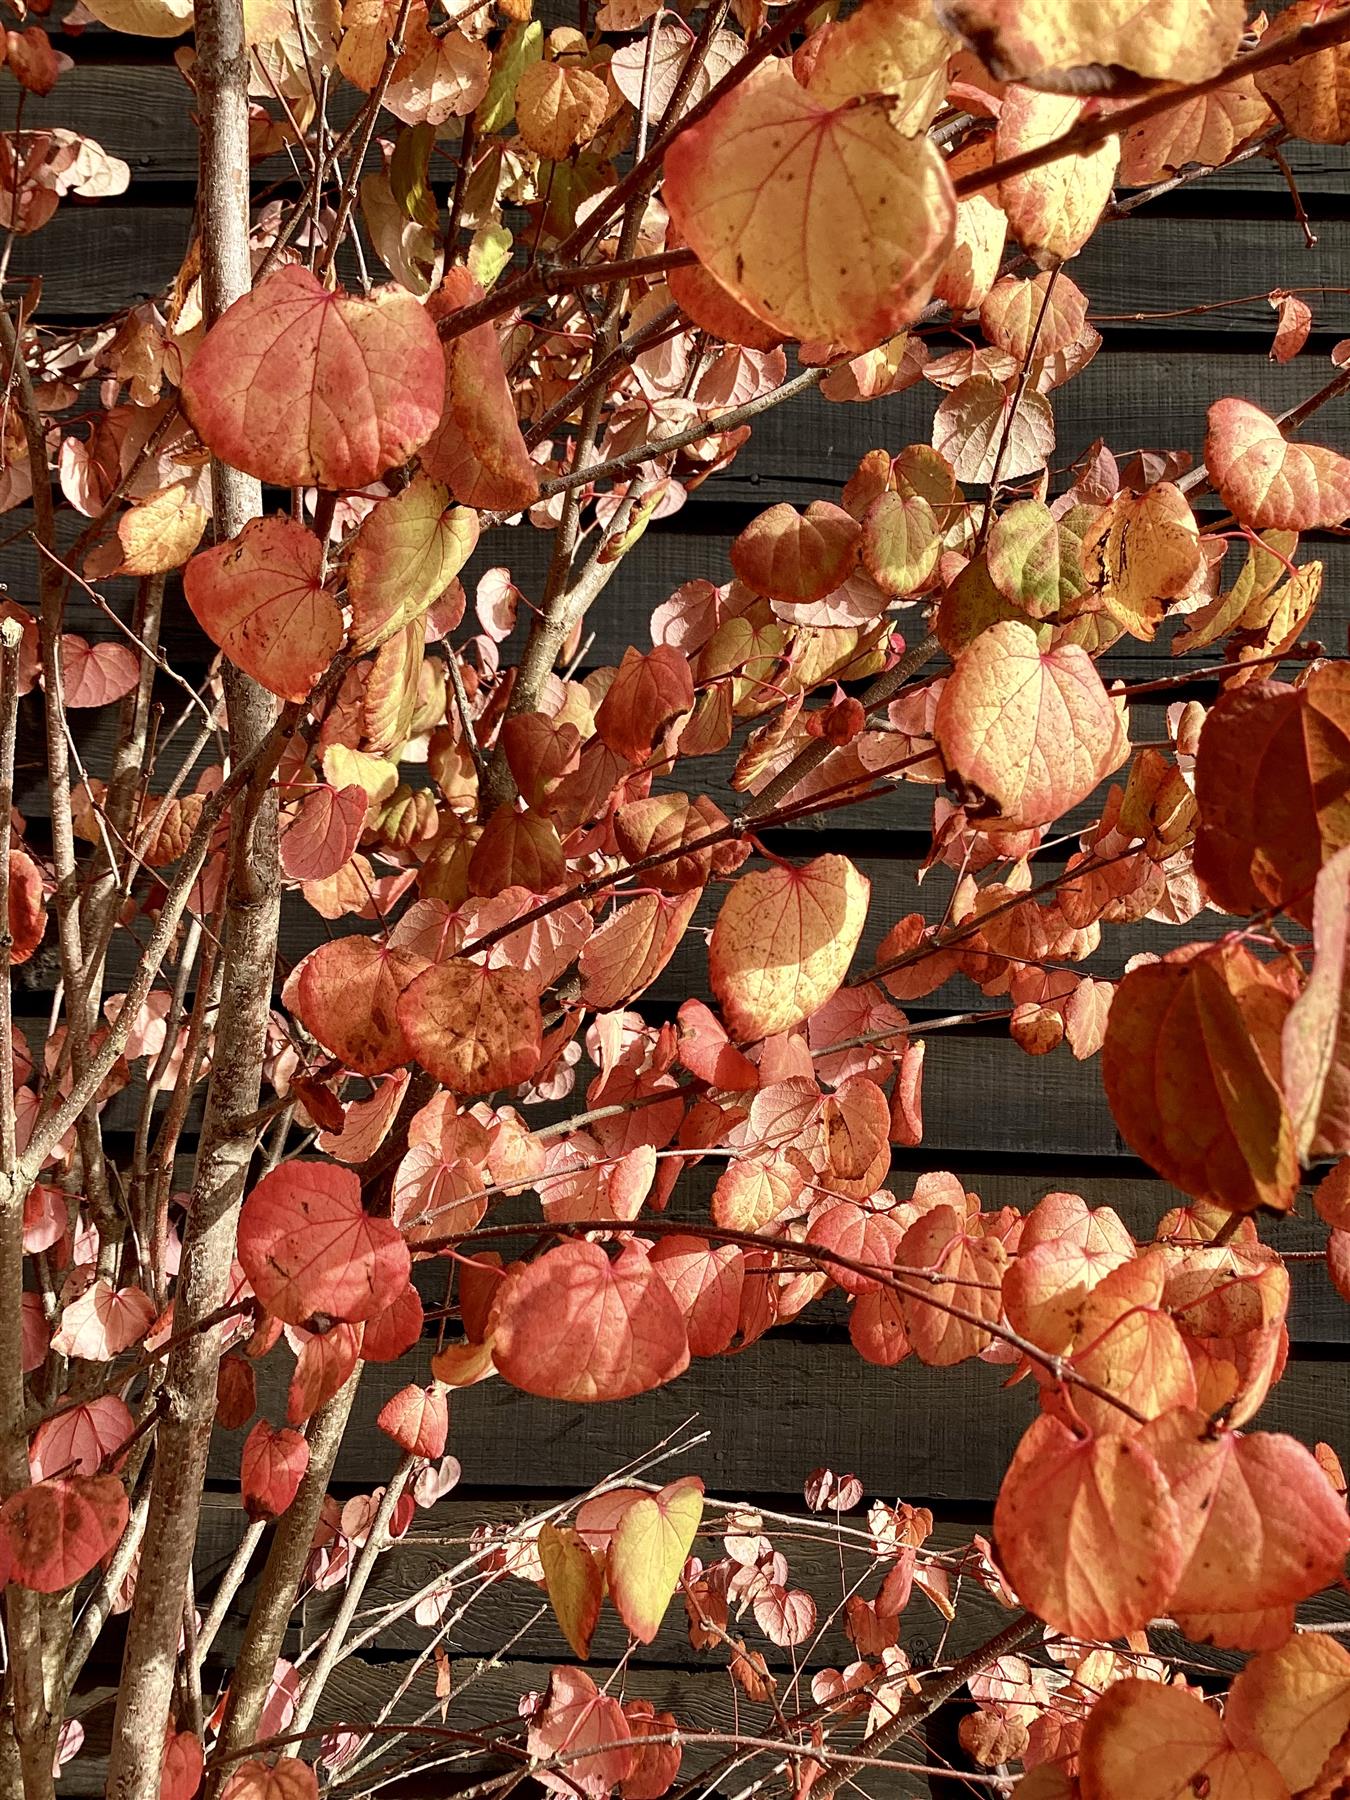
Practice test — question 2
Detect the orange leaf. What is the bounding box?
[290,938,425,1076]
[579,890,702,1012]
[1225,1634,1350,1792]
[607,1477,704,1643]
[237,1161,411,1325]
[1206,398,1350,530]
[1102,944,1298,1216]
[493,1241,691,1402]
[8,848,45,965]
[709,854,869,1041]
[663,60,955,352]
[539,1523,605,1660]
[996,88,1118,264]
[421,268,540,512]
[397,960,543,1097]
[621,1700,683,1800]
[595,645,696,764]
[220,1760,319,1800]
[993,1414,1182,1639]
[1256,1,1350,145]
[730,502,861,605]
[649,1236,745,1355]
[1144,1411,1350,1647]
[1080,1679,1285,1800]
[941,0,1244,82]
[1283,845,1350,1159]
[184,514,341,703]
[1193,664,1350,920]
[933,620,1128,831]
[181,265,443,489]
[896,1204,1006,1365]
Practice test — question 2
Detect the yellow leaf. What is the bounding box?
[606,1477,704,1644]
[940,0,1244,84]
[996,88,1118,264]
[664,60,954,353]
[539,1523,604,1660]
[709,854,870,1041]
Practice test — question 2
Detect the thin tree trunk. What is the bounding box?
[103,0,274,1787]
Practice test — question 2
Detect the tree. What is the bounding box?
[0,0,1349,1794]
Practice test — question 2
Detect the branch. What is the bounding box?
[954,6,1350,204]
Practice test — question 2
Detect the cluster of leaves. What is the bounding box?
[4,0,1350,1795]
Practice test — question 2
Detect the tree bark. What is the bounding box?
[103,0,275,1788]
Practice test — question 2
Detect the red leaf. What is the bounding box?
[30,1395,133,1480]
[279,784,367,883]
[8,849,45,966]
[181,264,444,489]
[160,1730,205,1800]
[290,938,425,1076]
[237,1161,411,1326]
[526,1666,634,1799]
[241,1420,310,1520]
[420,268,540,512]
[494,1241,691,1402]
[184,515,341,703]
[219,1758,319,1800]
[0,1475,129,1592]
[730,502,861,604]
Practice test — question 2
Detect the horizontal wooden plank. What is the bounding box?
[15,202,1350,333]
[32,60,1350,195]
[239,1339,1350,1498]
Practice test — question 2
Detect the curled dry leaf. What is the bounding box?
[1255,0,1350,145]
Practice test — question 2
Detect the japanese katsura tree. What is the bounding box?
[2,0,1350,1794]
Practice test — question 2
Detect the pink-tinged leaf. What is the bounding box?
[0,1475,129,1592]
[607,1476,705,1643]
[219,1759,319,1800]
[360,1284,425,1363]
[421,268,540,512]
[595,645,696,764]
[933,621,1128,831]
[397,960,543,1097]
[664,60,955,353]
[184,515,341,703]
[1283,845,1350,1160]
[993,1414,1183,1640]
[1205,398,1350,531]
[241,1421,310,1520]
[376,1383,448,1459]
[494,1241,691,1402]
[526,1666,634,1799]
[730,502,861,604]
[649,1236,745,1355]
[1102,944,1299,1216]
[52,1281,156,1360]
[710,854,870,1041]
[237,1161,411,1326]
[58,636,139,708]
[280,784,367,883]
[30,1395,134,1480]
[181,264,443,489]
[290,938,425,1076]
[348,475,479,652]
[995,87,1119,264]
[287,1321,362,1424]
[675,999,758,1091]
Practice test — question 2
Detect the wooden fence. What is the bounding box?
[12,16,1350,1796]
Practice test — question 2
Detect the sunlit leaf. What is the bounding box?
[184,514,341,703]
[1206,398,1350,530]
[237,1161,411,1325]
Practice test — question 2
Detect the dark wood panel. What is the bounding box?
[15,203,1350,331]
[238,1342,1350,1497]
[33,62,1350,194]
